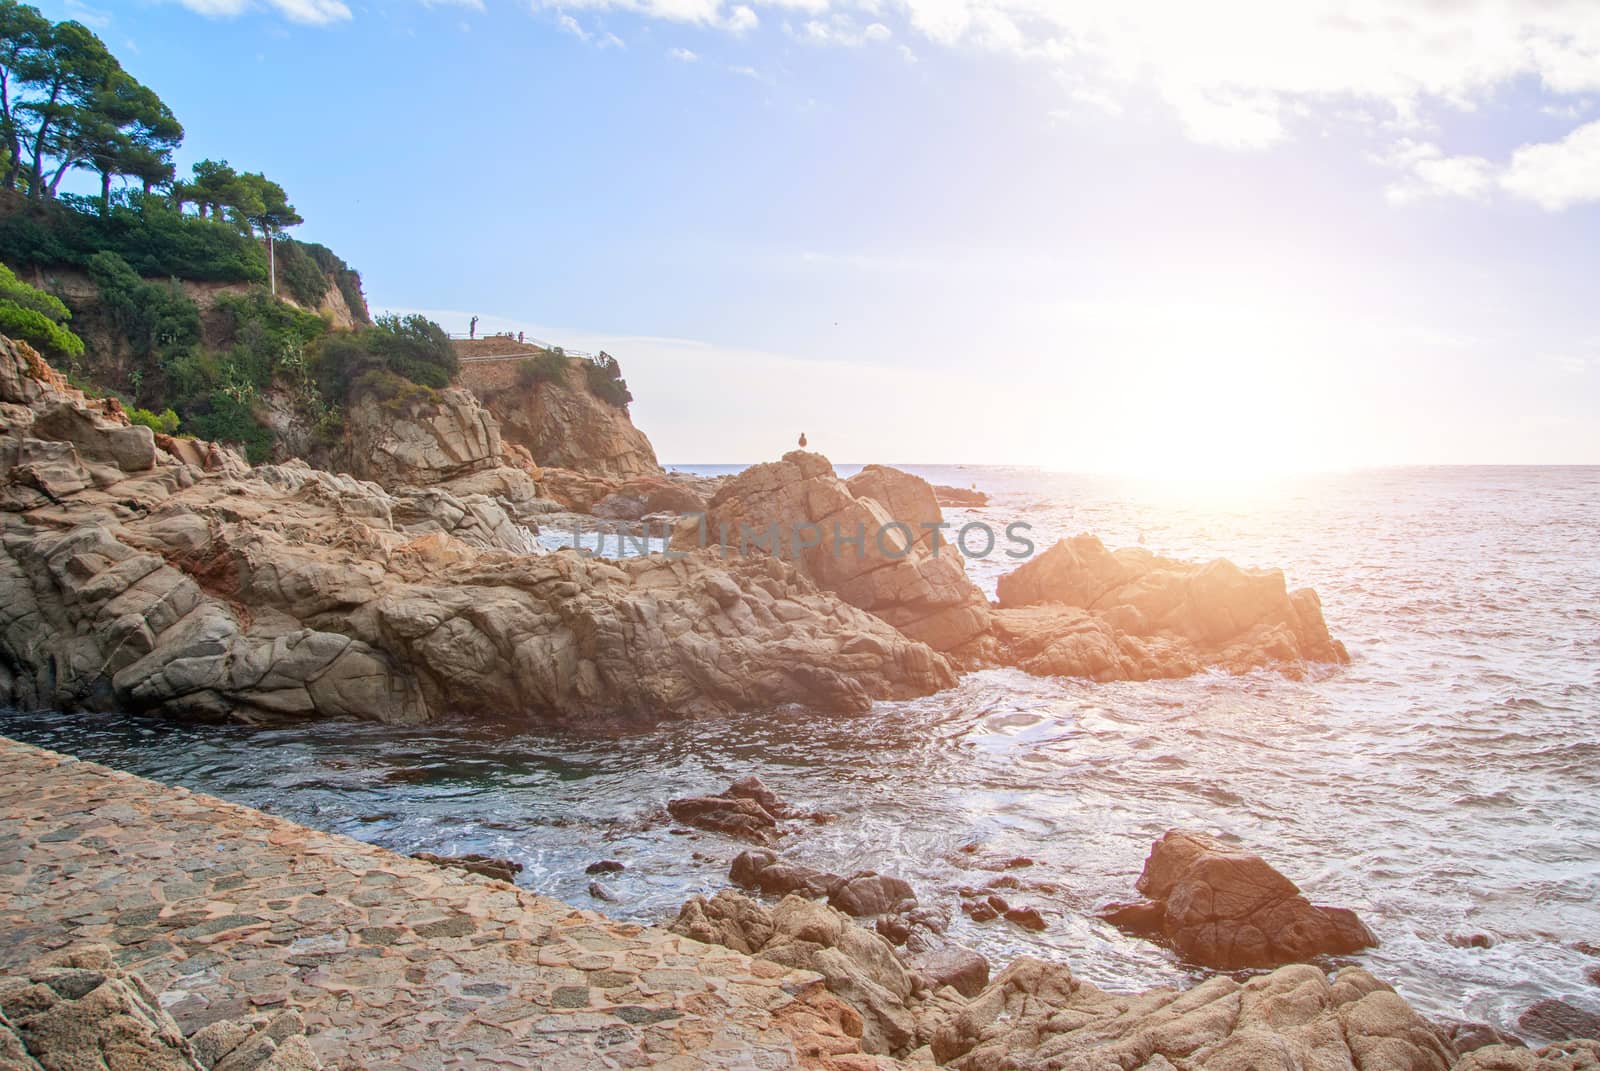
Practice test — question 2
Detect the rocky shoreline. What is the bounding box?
[5,738,1598,1071]
[9,325,1587,1068]
[2,331,1348,726]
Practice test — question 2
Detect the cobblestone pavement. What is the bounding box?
[0,736,877,1070]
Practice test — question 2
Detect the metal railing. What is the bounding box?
[447,332,596,362]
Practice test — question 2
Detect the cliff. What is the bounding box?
[0,333,953,724]
[454,338,661,478]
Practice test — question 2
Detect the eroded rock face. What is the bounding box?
[994,533,1349,681]
[454,342,662,479]
[1102,829,1377,970]
[671,891,918,1055]
[676,452,996,664]
[0,945,322,1071]
[930,957,1454,1071]
[0,334,956,725]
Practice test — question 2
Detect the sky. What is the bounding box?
[37,0,1600,469]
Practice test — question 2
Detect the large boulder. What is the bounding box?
[994,533,1349,680]
[675,452,995,664]
[1101,829,1376,970]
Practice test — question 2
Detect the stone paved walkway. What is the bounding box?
[0,736,868,1070]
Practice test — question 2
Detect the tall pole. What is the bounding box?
[268,229,276,297]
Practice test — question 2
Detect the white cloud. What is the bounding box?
[540,0,757,33]
[174,0,350,22]
[1382,139,1497,204]
[791,14,890,46]
[556,12,591,39]
[1381,121,1600,211]
[535,0,1600,152]
[670,45,700,60]
[1500,119,1600,211]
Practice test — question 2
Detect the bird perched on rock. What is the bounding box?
[798,432,808,448]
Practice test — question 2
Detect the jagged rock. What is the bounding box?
[909,946,990,998]
[585,860,625,875]
[731,849,842,898]
[668,794,780,843]
[1521,1001,1600,1043]
[927,957,1454,1071]
[410,852,522,883]
[592,475,710,521]
[829,873,917,918]
[994,533,1348,681]
[669,777,824,842]
[0,946,322,1071]
[0,333,957,725]
[1102,829,1376,970]
[1441,1020,1528,1054]
[345,388,506,488]
[933,485,988,508]
[675,452,995,664]
[670,891,916,1055]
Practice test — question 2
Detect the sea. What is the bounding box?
[4,463,1598,1035]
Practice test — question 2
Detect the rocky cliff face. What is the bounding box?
[676,452,997,665]
[454,340,661,479]
[0,334,953,725]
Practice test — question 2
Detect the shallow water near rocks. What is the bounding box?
[5,464,1599,1036]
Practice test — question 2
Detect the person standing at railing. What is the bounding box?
[469,315,479,340]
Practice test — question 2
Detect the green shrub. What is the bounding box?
[127,406,180,435]
[86,252,203,401]
[273,238,330,309]
[515,349,571,388]
[298,241,369,323]
[187,391,273,463]
[584,352,633,409]
[0,194,267,283]
[311,313,455,404]
[0,260,84,360]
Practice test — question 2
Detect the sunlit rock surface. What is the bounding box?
[993,532,1349,680]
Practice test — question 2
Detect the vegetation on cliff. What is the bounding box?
[0,259,79,358]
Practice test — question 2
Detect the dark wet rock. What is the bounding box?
[828,873,917,918]
[584,860,625,875]
[729,849,840,898]
[666,795,778,843]
[587,881,617,903]
[962,900,999,924]
[1439,1019,1527,1054]
[1101,829,1377,970]
[410,852,522,884]
[1002,905,1046,932]
[1450,932,1497,949]
[875,916,911,946]
[667,778,830,844]
[909,945,990,998]
[1520,999,1600,1042]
